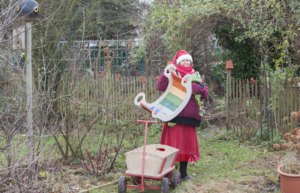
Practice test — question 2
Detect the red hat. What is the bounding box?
[172,50,193,65]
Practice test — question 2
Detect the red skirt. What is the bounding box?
[160,122,200,162]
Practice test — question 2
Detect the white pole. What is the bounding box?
[25,21,33,168]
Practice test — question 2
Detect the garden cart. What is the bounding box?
[118,120,181,193]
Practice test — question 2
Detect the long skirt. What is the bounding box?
[160,122,200,162]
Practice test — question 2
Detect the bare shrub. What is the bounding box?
[231,111,259,140]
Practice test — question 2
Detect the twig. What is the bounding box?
[86,150,96,174]
[99,149,108,174]
[96,131,105,175]
[78,180,118,193]
[53,135,67,161]
[80,149,93,176]
[107,130,126,173]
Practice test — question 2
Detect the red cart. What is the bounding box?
[118,120,181,193]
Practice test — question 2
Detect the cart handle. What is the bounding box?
[137,120,157,124]
[136,119,157,192]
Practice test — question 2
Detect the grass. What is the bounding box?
[0,134,56,164]
[1,124,282,192]
[87,127,281,193]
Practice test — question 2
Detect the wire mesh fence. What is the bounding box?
[56,39,145,76]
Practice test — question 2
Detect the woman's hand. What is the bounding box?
[169,66,175,73]
[166,64,176,73]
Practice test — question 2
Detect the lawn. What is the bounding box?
[2,124,282,192]
[86,127,282,193]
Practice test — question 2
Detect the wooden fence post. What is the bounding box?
[226,60,234,131]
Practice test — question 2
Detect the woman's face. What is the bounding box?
[179,60,191,67]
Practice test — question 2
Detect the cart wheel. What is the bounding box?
[161,177,169,193]
[118,176,127,193]
[132,176,141,185]
[171,171,181,189]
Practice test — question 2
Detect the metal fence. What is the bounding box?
[57,39,145,76]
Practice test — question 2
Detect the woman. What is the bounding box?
[157,50,209,180]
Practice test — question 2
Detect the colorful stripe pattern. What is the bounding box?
[150,73,186,115]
